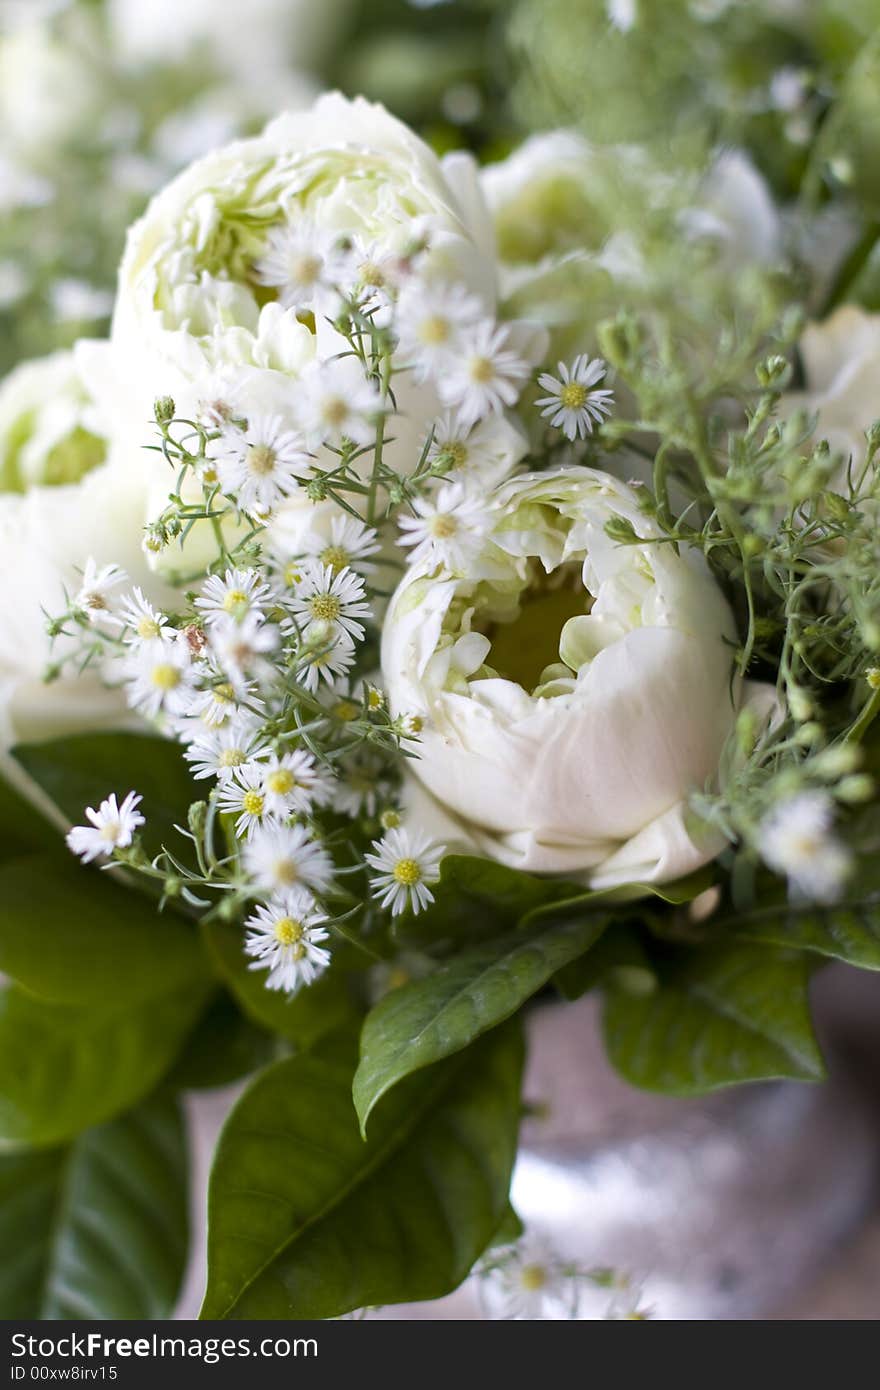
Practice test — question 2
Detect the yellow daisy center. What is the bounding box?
[290,253,322,285]
[151,663,181,691]
[274,916,305,947]
[246,443,277,476]
[266,768,296,795]
[359,259,385,287]
[519,1264,548,1293]
[222,588,249,613]
[309,593,342,622]
[219,748,245,768]
[469,355,495,384]
[321,397,348,429]
[444,441,468,470]
[320,544,350,572]
[418,314,450,346]
[137,615,161,639]
[560,382,588,410]
[429,514,457,539]
[99,821,121,842]
[273,858,300,885]
[333,699,359,722]
[393,857,422,887]
[242,790,265,817]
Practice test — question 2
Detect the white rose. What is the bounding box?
[0,351,169,747]
[382,465,769,888]
[779,305,880,466]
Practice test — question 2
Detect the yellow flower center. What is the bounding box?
[222,588,249,613]
[266,768,296,795]
[393,857,422,887]
[99,821,121,842]
[418,314,450,346]
[359,259,385,287]
[429,514,457,539]
[560,382,588,410]
[86,593,107,610]
[242,790,265,817]
[151,663,181,691]
[309,593,342,622]
[367,687,383,710]
[444,441,468,470]
[219,748,245,768]
[274,916,305,946]
[519,1264,548,1293]
[273,858,300,885]
[201,464,218,485]
[137,616,161,639]
[468,355,495,384]
[333,699,359,722]
[291,253,322,286]
[246,443,277,476]
[321,397,348,429]
[320,544,350,572]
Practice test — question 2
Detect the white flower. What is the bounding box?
[260,749,332,816]
[183,677,257,729]
[536,356,614,440]
[760,792,851,903]
[195,567,275,626]
[334,752,392,819]
[119,587,168,646]
[215,763,274,839]
[425,413,528,490]
[75,559,128,630]
[208,414,311,518]
[365,825,444,916]
[302,512,380,575]
[183,719,269,782]
[209,612,279,693]
[382,466,776,887]
[285,561,372,641]
[244,821,334,895]
[439,320,530,428]
[297,357,384,450]
[244,888,331,993]
[398,482,492,573]
[395,281,484,381]
[124,636,198,718]
[66,791,144,864]
[253,218,344,314]
[294,627,356,693]
[779,305,880,469]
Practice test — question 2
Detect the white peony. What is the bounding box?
[0,351,169,747]
[382,465,770,888]
[779,304,880,467]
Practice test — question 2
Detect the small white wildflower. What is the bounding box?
[300,513,380,576]
[439,320,530,428]
[294,626,356,693]
[297,357,385,450]
[215,763,274,840]
[66,791,144,864]
[244,822,335,895]
[252,218,344,314]
[124,636,197,718]
[209,612,279,694]
[183,719,269,783]
[118,587,167,646]
[394,280,483,381]
[244,888,331,993]
[536,356,614,441]
[285,561,372,641]
[760,791,852,903]
[365,826,444,915]
[398,481,491,572]
[195,567,275,626]
[260,750,333,816]
[75,559,127,629]
[340,234,402,309]
[182,677,257,730]
[208,414,311,517]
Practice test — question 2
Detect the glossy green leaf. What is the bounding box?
[0,978,210,1148]
[554,924,656,1001]
[0,1092,188,1318]
[0,853,205,1005]
[14,732,201,861]
[0,766,56,861]
[603,944,825,1096]
[201,919,361,1048]
[723,899,880,969]
[354,912,607,1134]
[202,1021,524,1320]
[168,991,276,1090]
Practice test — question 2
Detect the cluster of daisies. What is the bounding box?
[54,225,615,997]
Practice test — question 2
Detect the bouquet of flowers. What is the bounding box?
[2,50,879,1319]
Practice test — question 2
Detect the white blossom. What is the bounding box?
[285,560,372,641]
[365,825,444,915]
[75,559,127,629]
[535,356,614,441]
[439,320,530,428]
[195,567,275,626]
[208,414,312,517]
[760,792,851,903]
[244,888,331,993]
[297,357,385,450]
[244,822,335,895]
[66,791,144,863]
[398,482,492,572]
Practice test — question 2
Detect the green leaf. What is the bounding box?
[0,766,56,861]
[201,1021,524,1319]
[603,944,825,1096]
[554,924,656,1001]
[723,899,880,970]
[0,977,210,1148]
[353,912,607,1134]
[0,1092,188,1318]
[14,732,201,861]
[0,853,205,1006]
[396,854,584,948]
[201,919,361,1048]
[168,991,276,1090]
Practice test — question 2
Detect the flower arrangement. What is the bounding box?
[2,3,880,1323]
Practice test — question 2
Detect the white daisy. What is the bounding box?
[244,888,331,993]
[75,559,127,629]
[244,822,335,895]
[301,513,380,576]
[397,481,491,572]
[285,560,372,641]
[182,677,258,729]
[339,234,403,311]
[260,750,333,816]
[252,218,345,314]
[293,626,356,693]
[207,413,311,517]
[439,320,530,428]
[536,356,614,440]
[297,357,385,450]
[182,719,269,783]
[760,791,852,903]
[195,567,275,626]
[215,763,274,840]
[118,587,168,647]
[209,612,279,694]
[365,825,444,916]
[66,791,144,864]
[426,413,520,488]
[394,281,483,381]
[124,636,198,718]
